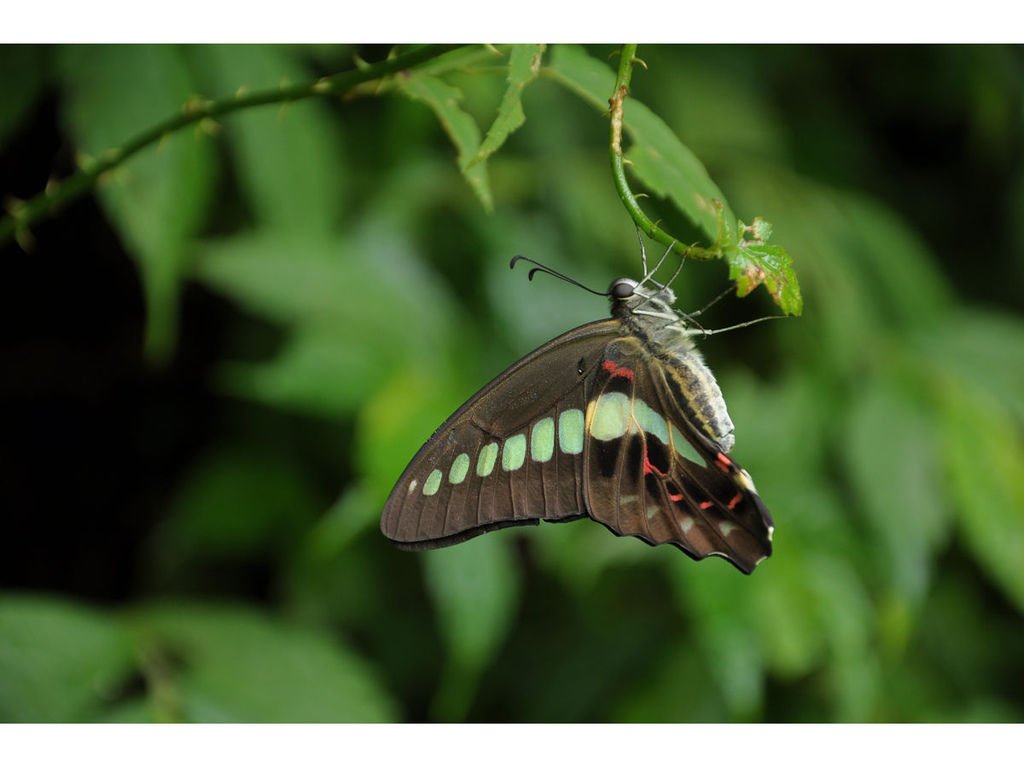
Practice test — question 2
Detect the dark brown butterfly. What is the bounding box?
[380,252,774,573]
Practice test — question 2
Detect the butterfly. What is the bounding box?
[380,246,775,574]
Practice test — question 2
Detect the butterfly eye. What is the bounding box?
[610,279,635,299]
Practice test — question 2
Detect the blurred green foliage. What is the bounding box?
[1,44,1022,723]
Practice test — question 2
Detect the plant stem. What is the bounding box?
[0,44,464,248]
[608,45,717,262]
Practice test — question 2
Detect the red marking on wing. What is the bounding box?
[669,492,685,502]
[601,359,635,381]
[642,449,666,478]
[699,500,714,510]
[715,452,733,472]
[727,492,743,510]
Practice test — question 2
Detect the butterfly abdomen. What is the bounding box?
[659,345,736,453]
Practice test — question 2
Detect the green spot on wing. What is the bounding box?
[670,424,705,467]
[558,409,584,455]
[477,442,498,477]
[590,392,631,441]
[632,399,669,444]
[502,434,526,472]
[449,453,470,484]
[531,417,555,462]
[423,469,442,496]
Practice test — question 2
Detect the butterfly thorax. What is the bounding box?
[608,278,736,453]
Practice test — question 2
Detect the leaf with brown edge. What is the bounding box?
[726,217,803,316]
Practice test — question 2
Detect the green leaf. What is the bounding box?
[421,535,520,721]
[130,602,396,722]
[357,364,468,505]
[843,378,949,607]
[187,45,345,234]
[194,229,453,418]
[546,45,730,242]
[304,484,381,564]
[158,444,320,564]
[217,325,394,420]
[545,47,806,312]
[803,555,879,721]
[916,308,1024,424]
[465,44,545,169]
[612,642,727,722]
[669,559,765,718]
[397,72,492,211]
[749,552,827,679]
[56,45,215,364]
[940,384,1024,612]
[837,194,953,328]
[727,218,803,314]
[0,45,44,148]
[0,594,136,722]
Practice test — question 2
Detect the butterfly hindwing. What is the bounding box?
[583,337,774,573]
[380,320,620,549]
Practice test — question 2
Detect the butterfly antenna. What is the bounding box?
[637,240,676,289]
[509,256,609,297]
[636,227,649,275]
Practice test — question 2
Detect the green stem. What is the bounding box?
[608,45,718,261]
[0,44,464,248]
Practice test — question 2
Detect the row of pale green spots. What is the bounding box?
[417,398,703,498]
[418,408,585,497]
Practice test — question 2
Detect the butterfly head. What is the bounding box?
[608,277,678,320]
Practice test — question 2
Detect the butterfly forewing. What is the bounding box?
[380,320,620,548]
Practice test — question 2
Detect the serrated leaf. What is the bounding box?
[422,535,520,721]
[465,44,545,169]
[941,385,1024,612]
[546,45,730,242]
[545,46,804,311]
[187,45,344,234]
[56,45,215,363]
[397,73,492,211]
[726,217,803,315]
[0,594,136,722]
[130,602,396,722]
